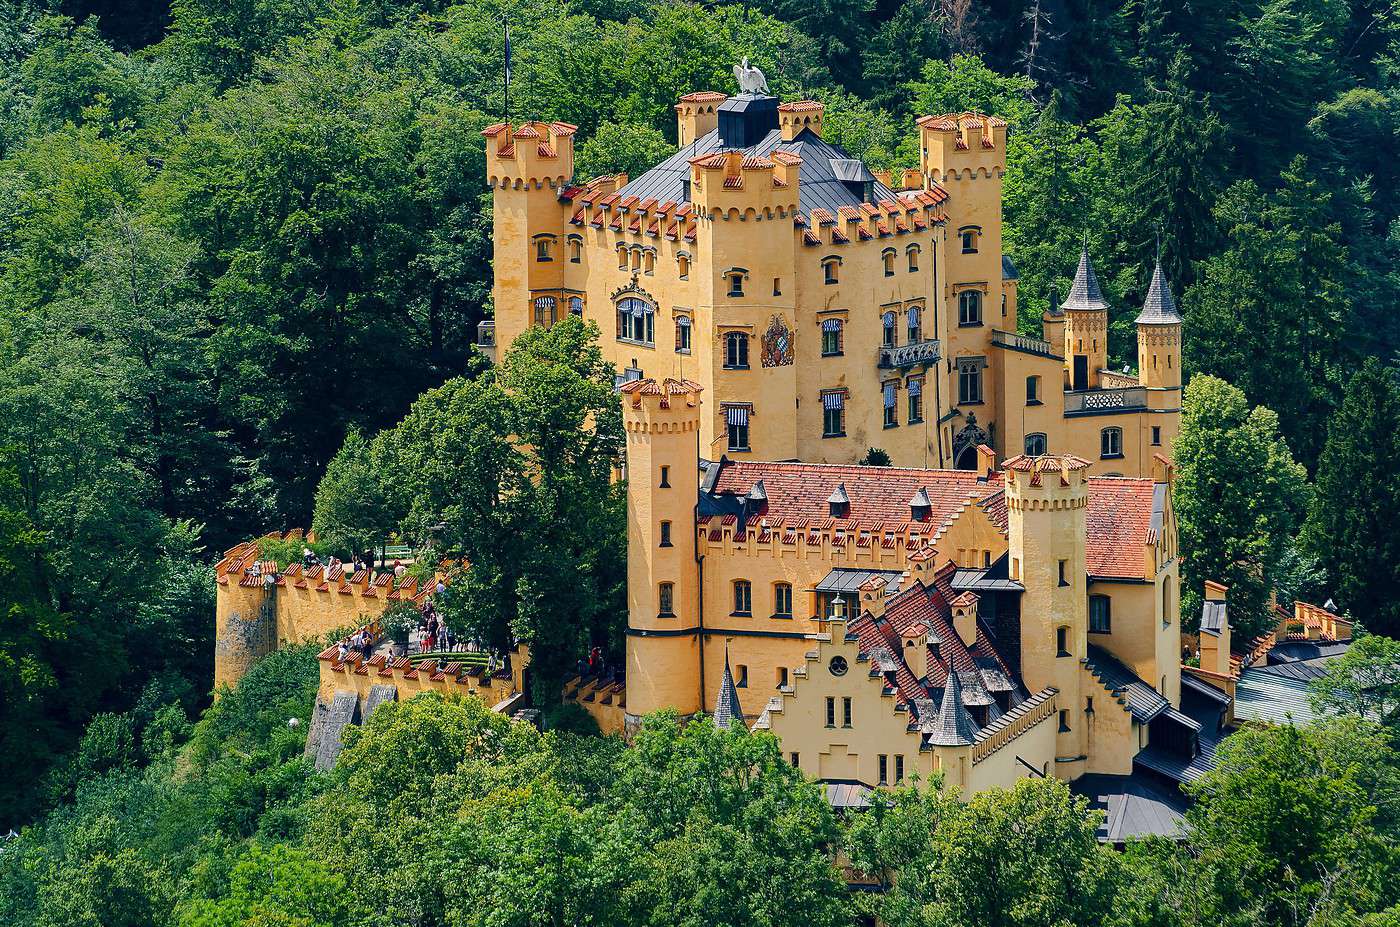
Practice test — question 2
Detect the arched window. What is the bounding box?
[960,227,980,253]
[821,318,843,356]
[533,296,557,327]
[675,315,692,353]
[643,250,655,275]
[617,297,654,345]
[773,582,793,618]
[724,331,749,369]
[567,237,582,263]
[959,290,982,326]
[568,296,584,317]
[906,305,921,343]
[732,580,752,616]
[1101,426,1123,458]
[1026,375,1040,404]
[882,249,896,277]
[1024,433,1047,456]
[616,244,628,269]
[907,244,920,272]
[535,236,554,262]
[658,582,675,617]
[882,311,896,348]
[677,253,690,280]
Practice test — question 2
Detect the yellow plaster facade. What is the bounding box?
[484,92,1180,477]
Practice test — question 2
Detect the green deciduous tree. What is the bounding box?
[1311,634,1400,727]
[1173,375,1311,637]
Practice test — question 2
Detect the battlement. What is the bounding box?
[917,112,1007,181]
[569,189,697,243]
[676,90,725,146]
[778,100,824,140]
[798,192,946,247]
[689,150,800,218]
[483,121,577,189]
[1002,454,1092,502]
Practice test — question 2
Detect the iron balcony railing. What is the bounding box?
[1064,386,1148,414]
[878,338,941,370]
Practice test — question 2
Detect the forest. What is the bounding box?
[1,0,1400,914]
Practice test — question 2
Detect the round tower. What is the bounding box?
[621,377,704,731]
[1061,247,1109,392]
[1004,453,1092,778]
[1134,259,1182,390]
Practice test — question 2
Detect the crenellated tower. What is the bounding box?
[1004,453,1091,778]
[1060,247,1109,391]
[675,91,724,147]
[621,377,705,731]
[483,120,577,353]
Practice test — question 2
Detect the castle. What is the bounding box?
[481,88,1181,475]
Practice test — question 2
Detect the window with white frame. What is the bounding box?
[1101,427,1123,458]
[907,378,923,423]
[883,381,898,427]
[822,390,846,437]
[959,289,982,326]
[724,331,749,369]
[1025,432,1047,455]
[675,315,691,353]
[617,297,654,344]
[958,359,983,404]
[725,404,751,451]
[533,296,557,327]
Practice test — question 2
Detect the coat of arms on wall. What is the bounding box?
[761,315,794,367]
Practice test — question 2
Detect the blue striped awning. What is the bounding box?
[821,318,842,332]
[822,391,845,410]
[725,405,750,426]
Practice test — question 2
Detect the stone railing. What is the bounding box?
[990,328,1058,358]
[971,687,1058,765]
[1098,368,1140,389]
[1064,386,1147,415]
[878,338,941,370]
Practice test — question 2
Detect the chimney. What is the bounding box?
[902,622,930,680]
[675,91,724,148]
[977,444,997,480]
[1198,581,1232,677]
[858,575,889,619]
[951,592,979,646]
[901,168,923,190]
[778,100,824,140]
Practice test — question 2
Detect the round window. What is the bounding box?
[829,656,848,677]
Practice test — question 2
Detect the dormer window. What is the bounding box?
[909,486,932,521]
[827,482,850,517]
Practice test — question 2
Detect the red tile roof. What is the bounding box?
[1085,479,1155,579]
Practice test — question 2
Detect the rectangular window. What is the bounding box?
[1025,433,1047,455]
[778,666,789,688]
[1059,709,1070,732]
[895,754,904,783]
[958,363,982,404]
[774,583,793,618]
[1090,595,1112,633]
[675,317,692,354]
[1026,375,1040,404]
[773,277,782,296]
[728,273,744,296]
[824,261,838,285]
[908,379,924,423]
[825,697,835,728]
[724,332,749,369]
[1101,427,1123,458]
[660,466,670,488]
[725,405,750,452]
[842,696,853,728]
[790,751,799,766]
[961,229,978,253]
[736,664,748,687]
[1058,559,1069,587]
[959,290,982,326]
[882,312,896,348]
[658,582,674,617]
[536,238,553,261]
[878,754,888,785]
[822,391,845,437]
[568,239,581,263]
[821,319,842,356]
[883,381,898,427]
[906,306,922,344]
[907,249,919,272]
[659,521,672,547]
[732,580,752,616]
[1151,425,1162,446]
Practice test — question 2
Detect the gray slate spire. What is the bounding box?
[1135,260,1182,325]
[745,479,768,504]
[1060,246,1109,313]
[925,668,978,746]
[713,649,745,730]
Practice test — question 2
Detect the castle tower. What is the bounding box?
[620,377,705,730]
[689,127,801,459]
[1004,453,1092,778]
[483,120,577,355]
[676,91,724,147]
[213,559,277,694]
[1060,247,1109,391]
[1135,259,1183,390]
[778,100,824,140]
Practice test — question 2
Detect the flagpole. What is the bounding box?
[503,20,511,125]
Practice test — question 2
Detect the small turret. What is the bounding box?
[778,100,824,140]
[713,648,746,729]
[676,91,725,147]
[1135,259,1183,390]
[1061,247,1109,391]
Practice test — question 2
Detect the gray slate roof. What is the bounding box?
[713,652,746,730]
[1072,773,1189,843]
[1234,657,1340,726]
[1135,260,1183,325]
[925,666,978,746]
[1085,645,1169,723]
[1002,254,1020,281]
[816,567,903,594]
[615,126,897,221]
[1061,247,1109,313]
[824,781,874,809]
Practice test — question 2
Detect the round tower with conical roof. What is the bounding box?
[1061,247,1109,392]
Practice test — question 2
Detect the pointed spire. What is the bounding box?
[745,479,767,504]
[908,486,932,520]
[1060,245,1108,313]
[713,648,745,730]
[828,482,850,517]
[1135,259,1182,325]
[925,667,978,746]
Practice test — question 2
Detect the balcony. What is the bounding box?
[1064,386,1148,415]
[476,320,496,362]
[879,338,941,370]
[990,328,1059,359]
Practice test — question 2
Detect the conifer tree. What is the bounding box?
[1305,358,1400,636]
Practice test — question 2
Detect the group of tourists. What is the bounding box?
[335,627,376,663]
